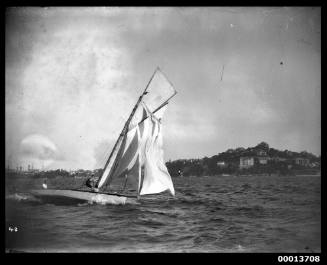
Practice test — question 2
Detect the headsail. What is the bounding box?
[139,104,175,196]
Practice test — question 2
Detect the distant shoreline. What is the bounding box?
[174,174,321,178]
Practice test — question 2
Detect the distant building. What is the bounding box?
[240,157,254,169]
[271,157,287,162]
[217,161,227,168]
[294,158,310,167]
[256,150,267,156]
[257,156,269,165]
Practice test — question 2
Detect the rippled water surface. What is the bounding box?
[6,175,321,252]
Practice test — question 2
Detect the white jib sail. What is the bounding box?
[96,135,124,189]
[139,104,175,196]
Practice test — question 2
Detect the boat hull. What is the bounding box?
[31,189,138,205]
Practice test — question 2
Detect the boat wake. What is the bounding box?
[70,195,141,206]
[6,193,41,203]
[86,195,140,206]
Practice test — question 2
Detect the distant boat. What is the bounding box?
[32,67,177,205]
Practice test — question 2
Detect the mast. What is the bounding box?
[95,68,159,190]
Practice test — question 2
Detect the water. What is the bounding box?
[5,175,321,252]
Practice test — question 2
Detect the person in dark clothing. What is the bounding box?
[86,178,94,188]
[86,174,99,192]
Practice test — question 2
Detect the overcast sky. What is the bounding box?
[5,7,321,170]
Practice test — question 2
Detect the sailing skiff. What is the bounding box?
[31,67,177,205]
[31,189,137,204]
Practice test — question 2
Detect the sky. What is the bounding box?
[5,7,321,170]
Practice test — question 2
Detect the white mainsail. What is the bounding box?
[96,68,176,196]
[96,95,149,189]
[109,106,149,181]
[98,106,148,190]
[99,103,175,196]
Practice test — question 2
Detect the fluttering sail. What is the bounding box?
[139,104,175,196]
[96,68,176,197]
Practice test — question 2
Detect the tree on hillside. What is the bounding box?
[255,142,269,151]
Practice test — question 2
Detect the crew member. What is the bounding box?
[86,174,99,192]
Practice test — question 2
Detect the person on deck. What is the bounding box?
[86,174,99,192]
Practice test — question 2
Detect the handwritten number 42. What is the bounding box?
[8,227,18,232]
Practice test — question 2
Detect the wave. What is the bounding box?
[236,205,265,211]
[77,202,92,207]
[6,193,41,202]
[231,244,247,252]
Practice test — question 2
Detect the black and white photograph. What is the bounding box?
[5,7,321,253]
